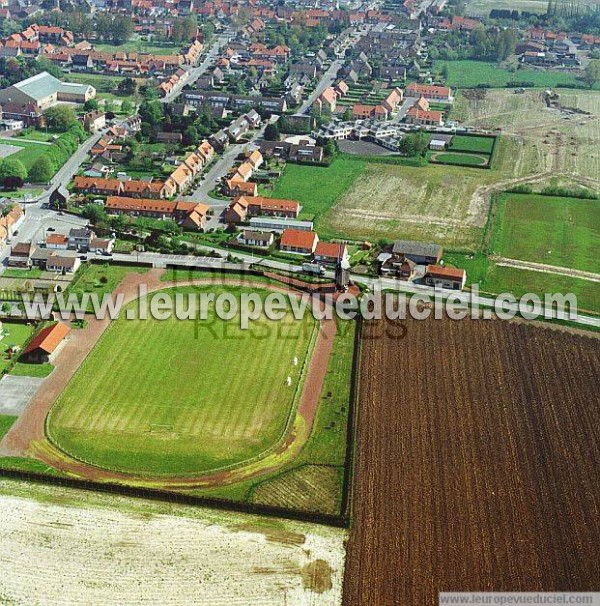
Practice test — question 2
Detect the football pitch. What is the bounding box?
[46,286,318,477]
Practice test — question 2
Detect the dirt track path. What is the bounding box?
[492,257,600,283]
[0,270,337,490]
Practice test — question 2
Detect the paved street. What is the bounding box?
[107,248,600,330]
[296,59,344,115]
[160,31,234,104]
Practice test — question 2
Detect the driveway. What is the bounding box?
[0,375,46,416]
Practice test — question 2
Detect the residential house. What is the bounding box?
[315,87,337,113]
[88,238,114,255]
[424,265,466,290]
[405,107,443,126]
[68,228,96,252]
[73,177,124,196]
[225,180,258,197]
[280,229,319,255]
[313,241,348,266]
[238,230,274,248]
[45,233,69,249]
[405,83,452,102]
[8,241,32,268]
[83,111,106,134]
[46,255,81,274]
[169,162,194,194]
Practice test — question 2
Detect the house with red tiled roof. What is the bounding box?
[334,80,349,97]
[73,176,124,196]
[280,229,318,255]
[405,83,452,102]
[225,179,258,197]
[424,264,466,290]
[314,87,337,113]
[314,241,348,266]
[406,107,443,126]
[169,162,194,194]
[22,322,70,364]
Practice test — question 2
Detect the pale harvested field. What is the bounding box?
[453,89,600,187]
[323,161,506,249]
[0,479,347,606]
[466,0,600,16]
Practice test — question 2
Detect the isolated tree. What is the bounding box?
[118,77,137,96]
[44,105,76,131]
[183,125,199,146]
[83,99,99,112]
[584,60,600,89]
[28,155,55,182]
[264,123,280,141]
[121,100,134,115]
[82,204,108,226]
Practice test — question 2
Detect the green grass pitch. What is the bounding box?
[46,286,318,477]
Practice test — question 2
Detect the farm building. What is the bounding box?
[21,322,70,363]
[391,240,443,265]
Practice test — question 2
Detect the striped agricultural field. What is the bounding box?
[45,286,317,477]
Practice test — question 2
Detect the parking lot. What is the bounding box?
[0,375,46,416]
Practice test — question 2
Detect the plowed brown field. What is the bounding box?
[344,317,600,606]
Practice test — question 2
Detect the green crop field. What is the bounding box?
[435,60,584,89]
[490,193,600,272]
[449,135,495,154]
[482,264,600,314]
[46,285,318,477]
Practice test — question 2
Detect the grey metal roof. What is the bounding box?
[392,240,442,257]
[12,72,92,102]
[14,72,61,101]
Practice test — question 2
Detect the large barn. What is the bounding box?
[0,72,95,110]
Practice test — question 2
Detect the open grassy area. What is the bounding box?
[261,155,365,224]
[0,323,35,373]
[449,135,495,154]
[320,157,508,248]
[490,193,600,272]
[0,188,43,200]
[0,139,50,171]
[262,139,537,248]
[466,0,550,15]
[0,415,17,440]
[46,285,318,476]
[11,362,54,378]
[435,60,585,89]
[93,40,182,54]
[68,263,149,299]
[2,268,43,279]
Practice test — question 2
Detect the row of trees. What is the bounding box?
[468,27,519,61]
[95,14,135,45]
